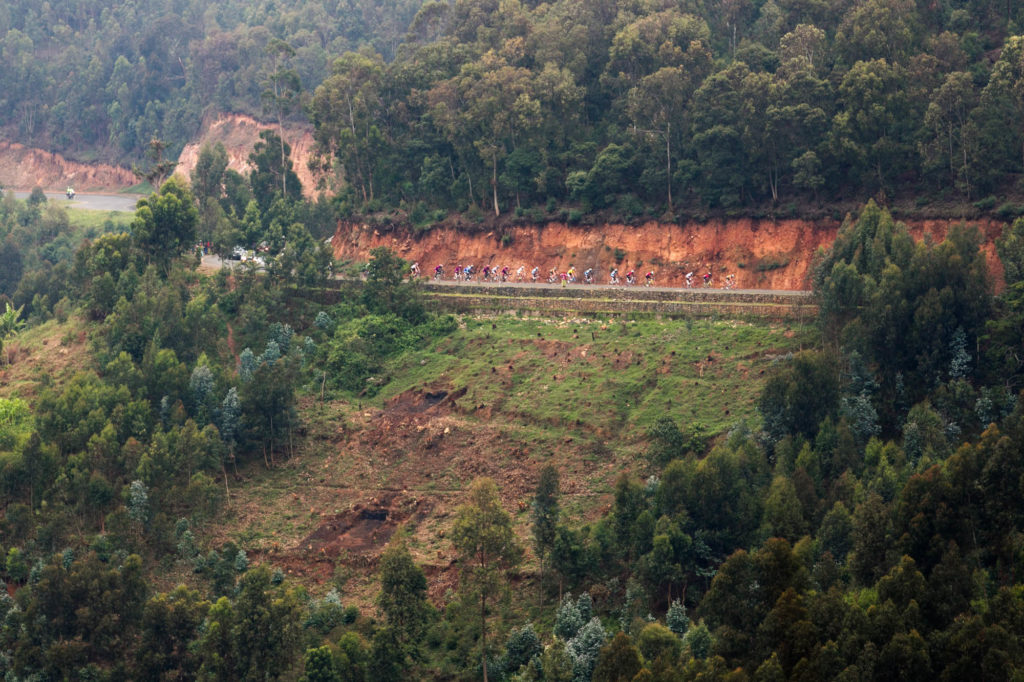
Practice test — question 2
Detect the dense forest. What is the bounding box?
[0,0,422,161]
[6,0,1024,220]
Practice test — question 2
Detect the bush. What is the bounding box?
[996,202,1024,220]
[755,254,790,272]
[615,193,644,219]
[973,195,997,211]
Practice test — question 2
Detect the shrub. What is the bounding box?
[996,202,1024,220]
[973,195,997,211]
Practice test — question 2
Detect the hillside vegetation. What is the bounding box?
[4,165,1024,679]
[8,0,1024,679]
[6,0,1024,221]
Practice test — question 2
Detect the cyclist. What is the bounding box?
[703,272,712,287]
[501,265,510,282]
[434,264,444,280]
[453,265,463,281]
[516,265,525,282]
[685,271,693,288]
[531,266,540,282]
[645,271,655,286]
[465,264,474,281]
[411,262,421,278]
[610,267,619,284]
[584,268,594,284]
[625,269,636,285]
[567,265,577,283]
[548,268,558,283]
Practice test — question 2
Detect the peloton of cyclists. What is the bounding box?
[416,259,738,288]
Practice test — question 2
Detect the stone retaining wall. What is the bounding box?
[314,280,817,320]
[424,291,815,321]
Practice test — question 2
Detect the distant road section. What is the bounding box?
[10,191,141,212]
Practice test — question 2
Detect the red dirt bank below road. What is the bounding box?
[333,218,1008,291]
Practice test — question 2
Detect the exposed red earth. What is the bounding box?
[333,217,1007,291]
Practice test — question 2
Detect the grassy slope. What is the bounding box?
[0,296,818,613]
[215,314,817,606]
[64,205,133,232]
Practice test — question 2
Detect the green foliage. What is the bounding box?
[378,542,432,649]
[451,477,523,681]
[197,565,304,680]
[592,631,643,682]
[759,351,839,446]
[532,464,560,578]
[647,417,708,465]
[566,617,607,682]
[554,594,586,641]
[0,398,31,451]
[134,585,210,680]
[636,622,681,666]
[500,623,543,679]
[815,202,992,424]
[363,246,425,322]
[305,589,346,635]
[7,552,147,679]
[997,217,1024,287]
[131,177,199,273]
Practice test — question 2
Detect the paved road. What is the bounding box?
[11,190,141,212]
[420,276,812,298]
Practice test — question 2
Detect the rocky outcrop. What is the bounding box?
[332,218,1008,291]
[0,141,136,192]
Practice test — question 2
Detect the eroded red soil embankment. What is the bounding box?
[333,218,1008,290]
[1,113,323,195]
[0,141,136,191]
[175,113,324,198]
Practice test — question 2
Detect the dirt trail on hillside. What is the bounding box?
[333,218,1007,290]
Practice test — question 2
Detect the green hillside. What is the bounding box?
[3,180,1024,679]
[6,0,1024,678]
